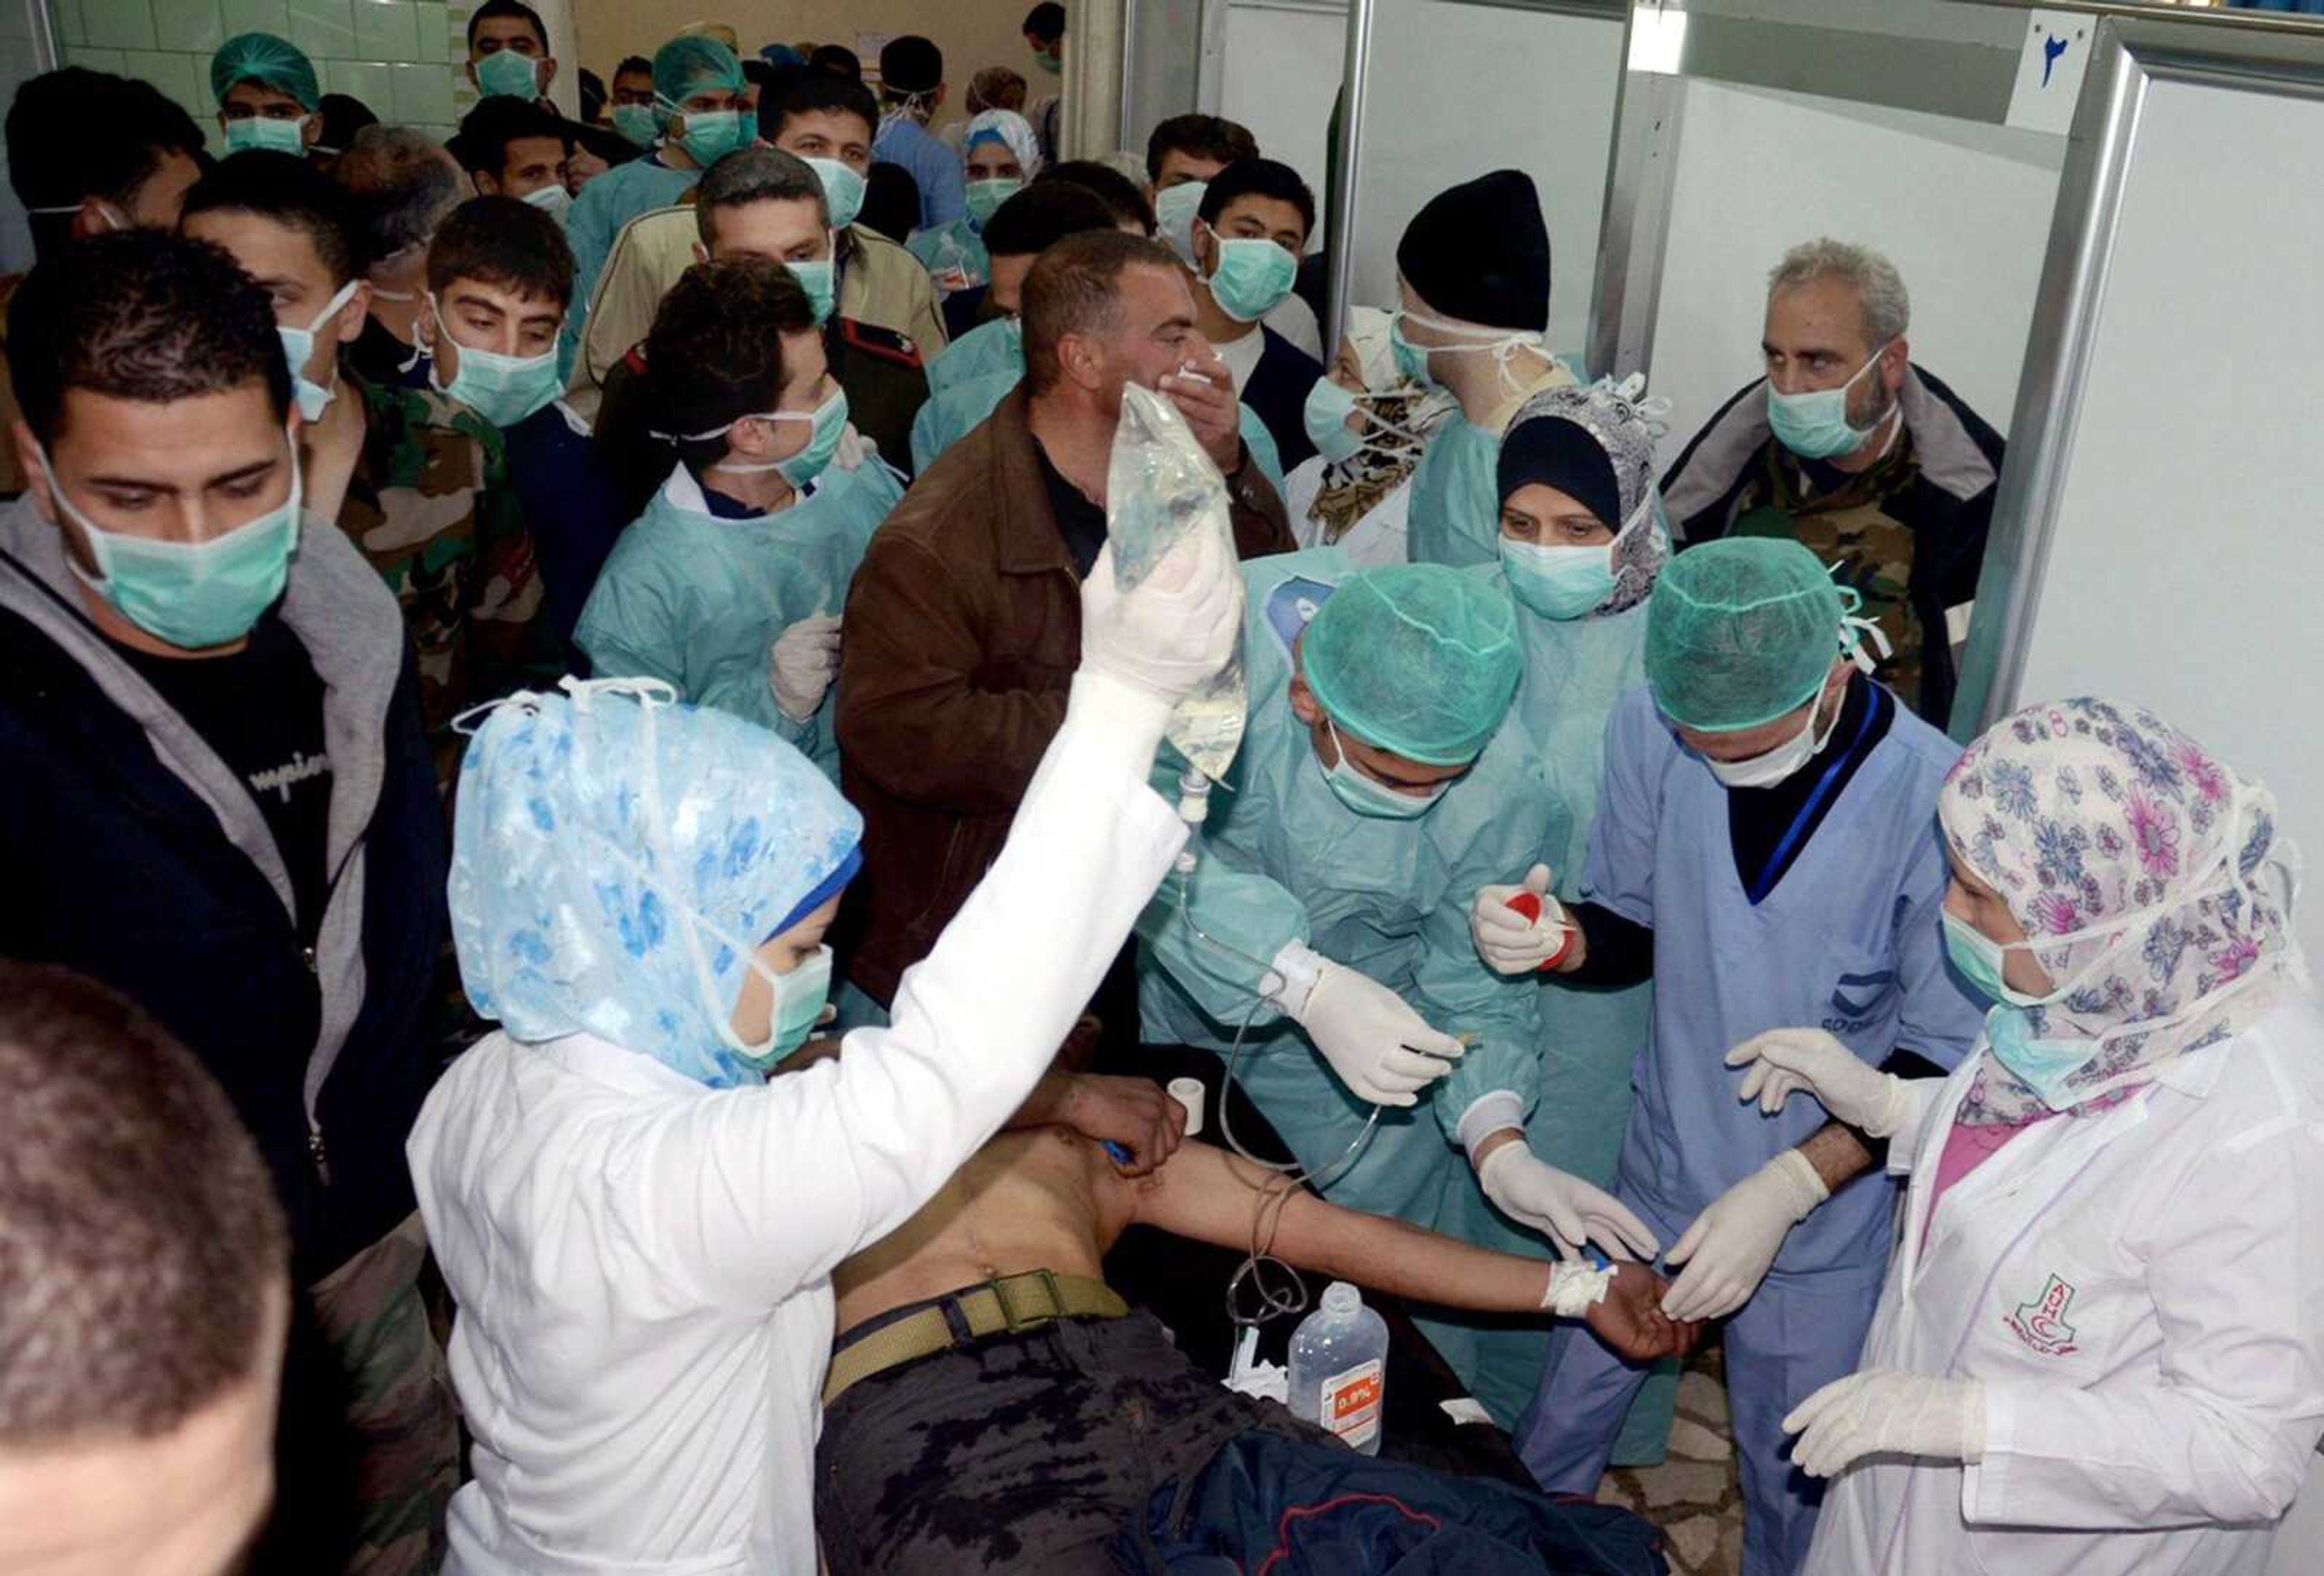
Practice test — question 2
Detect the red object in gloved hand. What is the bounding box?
[1504,891,1577,972]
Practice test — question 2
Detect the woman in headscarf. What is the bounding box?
[1435,375,1673,1440]
[1728,698,2324,1576]
[908,107,1043,330]
[405,509,1241,1574]
[1281,304,1459,568]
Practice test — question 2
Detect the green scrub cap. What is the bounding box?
[652,35,746,107]
[1645,537,1852,732]
[211,32,321,112]
[1302,564,1523,766]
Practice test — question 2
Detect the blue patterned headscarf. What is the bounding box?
[1940,698,2300,1125]
[450,679,863,1089]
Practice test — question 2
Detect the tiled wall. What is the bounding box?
[51,0,471,145]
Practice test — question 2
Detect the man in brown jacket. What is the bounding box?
[837,230,1293,1018]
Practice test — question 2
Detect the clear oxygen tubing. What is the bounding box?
[1169,769,1387,1331]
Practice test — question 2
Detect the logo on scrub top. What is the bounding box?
[1821,970,1894,1036]
[2004,1273,2081,1356]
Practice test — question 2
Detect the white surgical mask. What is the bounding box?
[1702,689,1842,790]
[277,278,361,422]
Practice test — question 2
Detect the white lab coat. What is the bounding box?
[409,713,1187,1575]
[1807,987,2324,1576]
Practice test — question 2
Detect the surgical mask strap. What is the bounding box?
[1399,309,1549,393]
[1830,582,1894,676]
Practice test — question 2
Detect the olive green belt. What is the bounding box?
[822,1269,1129,1405]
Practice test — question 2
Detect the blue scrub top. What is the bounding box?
[1584,684,1986,1274]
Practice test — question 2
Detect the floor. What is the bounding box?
[1597,1344,1746,1576]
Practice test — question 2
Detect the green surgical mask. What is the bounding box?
[475,50,541,100]
[427,292,562,428]
[42,438,301,649]
[787,248,836,326]
[1155,181,1206,266]
[964,177,1022,229]
[522,182,572,222]
[225,115,307,156]
[612,103,660,148]
[805,157,866,230]
[1319,718,1447,819]
[674,107,748,167]
[1499,537,1615,622]
[685,387,853,490]
[1302,378,1362,464]
[1201,225,1298,324]
[732,945,834,1070]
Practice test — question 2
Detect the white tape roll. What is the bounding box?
[1168,1076,1206,1138]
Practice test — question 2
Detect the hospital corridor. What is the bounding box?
[2,0,2322,1573]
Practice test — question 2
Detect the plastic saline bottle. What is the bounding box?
[1288,1281,1389,1454]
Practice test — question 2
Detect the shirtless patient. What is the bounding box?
[814,1120,1696,1574]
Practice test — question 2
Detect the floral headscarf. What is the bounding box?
[450,679,864,1089]
[1940,698,2300,1126]
[1500,375,1673,617]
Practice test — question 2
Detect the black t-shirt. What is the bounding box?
[115,617,334,944]
[1032,438,1108,579]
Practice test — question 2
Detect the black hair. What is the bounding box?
[878,36,942,98]
[615,54,652,80]
[858,164,919,245]
[7,68,206,263]
[425,195,575,306]
[741,58,779,93]
[1022,230,1181,395]
[577,68,606,124]
[1024,3,1067,42]
[807,44,861,81]
[695,145,827,246]
[1144,113,1255,183]
[646,256,818,474]
[466,0,548,53]
[1036,159,1154,235]
[316,92,378,152]
[9,230,290,442]
[455,96,573,183]
[983,182,1117,260]
[180,148,358,286]
[764,70,878,146]
[1196,156,1314,240]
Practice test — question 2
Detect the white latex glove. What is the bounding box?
[1785,1370,1988,1479]
[768,613,842,724]
[1078,533,1242,708]
[1726,1028,1919,1138]
[834,421,872,471]
[1661,1149,1828,1321]
[1469,864,1573,975]
[1269,945,1462,1108]
[1477,1142,1659,1261]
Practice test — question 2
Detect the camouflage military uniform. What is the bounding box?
[1661,363,2004,729]
[1728,428,1929,707]
[306,1212,461,1576]
[338,374,555,779]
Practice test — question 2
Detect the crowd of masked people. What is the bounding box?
[7,5,2320,1576]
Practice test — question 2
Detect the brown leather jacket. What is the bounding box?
[835,386,1294,1005]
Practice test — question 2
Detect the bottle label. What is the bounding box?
[1319,1358,1383,1449]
